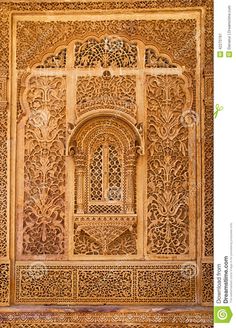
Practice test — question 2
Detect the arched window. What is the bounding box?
[71,117,139,215]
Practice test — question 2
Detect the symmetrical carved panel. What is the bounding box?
[0,0,213,321]
[146,74,194,256]
[75,38,137,68]
[21,76,66,257]
[69,115,140,257]
[16,19,197,70]
[74,216,137,255]
[76,75,137,119]
[15,263,196,304]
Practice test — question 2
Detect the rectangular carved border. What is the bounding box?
[15,262,196,305]
[0,310,213,327]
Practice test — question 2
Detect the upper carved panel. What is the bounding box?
[16,19,196,70]
[74,37,137,68]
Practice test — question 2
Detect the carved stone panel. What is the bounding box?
[0,0,213,324]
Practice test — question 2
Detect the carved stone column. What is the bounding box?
[75,151,86,214]
[125,151,136,213]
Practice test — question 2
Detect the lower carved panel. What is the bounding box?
[201,262,213,305]
[15,263,196,304]
[0,311,213,327]
[0,262,10,306]
[5,325,213,328]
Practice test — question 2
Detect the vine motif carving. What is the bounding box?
[204,73,213,257]
[74,37,137,68]
[16,266,74,302]
[137,267,195,302]
[76,75,137,119]
[22,76,66,256]
[146,75,192,255]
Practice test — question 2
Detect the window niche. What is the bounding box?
[68,115,143,256]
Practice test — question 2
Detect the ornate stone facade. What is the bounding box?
[0,0,213,325]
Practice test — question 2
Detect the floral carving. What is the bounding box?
[146,75,193,256]
[0,310,213,326]
[0,0,213,314]
[15,266,74,303]
[22,76,66,256]
[137,265,196,303]
[0,76,8,258]
[76,75,137,119]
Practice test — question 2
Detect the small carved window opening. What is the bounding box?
[88,135,124,213]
